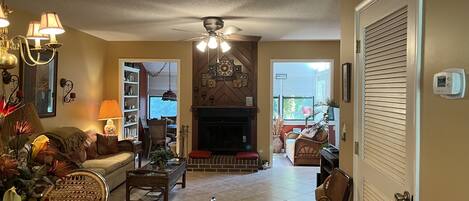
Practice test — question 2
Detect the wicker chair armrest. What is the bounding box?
[118,140,134,152]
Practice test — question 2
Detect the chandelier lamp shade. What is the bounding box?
[0,1,65,70]
[0,5,9,28]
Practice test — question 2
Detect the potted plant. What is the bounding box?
[272,117,284,153]
[325,99,339,121]
[149,148,174,170]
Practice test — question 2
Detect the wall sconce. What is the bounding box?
[60,78,75,103]
[2,70,22,104]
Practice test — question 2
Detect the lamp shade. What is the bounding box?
[39,12,65,35]
[26,21,48,40]
[0,5,9,28]
[98,100,122,120]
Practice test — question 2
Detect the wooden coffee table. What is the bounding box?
[126,159,187,201]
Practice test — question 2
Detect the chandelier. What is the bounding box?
[195,32,231,53]
[0,1,65,70]
[162,62,177,101]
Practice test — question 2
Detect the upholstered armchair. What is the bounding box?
[285,130,328,166]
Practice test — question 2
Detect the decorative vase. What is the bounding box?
[273,135,283,153]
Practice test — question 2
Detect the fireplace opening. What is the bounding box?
[195,107,256,155]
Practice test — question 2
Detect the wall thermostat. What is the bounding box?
[433,68,466,99]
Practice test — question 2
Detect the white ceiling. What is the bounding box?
[9,0,340,41]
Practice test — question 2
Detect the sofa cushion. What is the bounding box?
[235,152,259,160]
[189,150,212,159]
[82,152,134,175]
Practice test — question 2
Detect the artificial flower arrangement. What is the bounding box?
[0,98,77,200]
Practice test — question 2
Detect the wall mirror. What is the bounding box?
[19,50,58,118]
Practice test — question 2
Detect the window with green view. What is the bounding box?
[273,61,332,122]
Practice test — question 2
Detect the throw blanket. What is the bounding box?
[43,127,87,153]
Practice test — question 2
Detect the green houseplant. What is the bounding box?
[149,148,174,170]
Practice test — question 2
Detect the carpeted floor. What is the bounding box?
[109,154,319,201]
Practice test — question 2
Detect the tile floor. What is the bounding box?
[109,154,319,201]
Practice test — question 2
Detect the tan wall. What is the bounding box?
[420,0,469,200]
[103,41,193,153]
[339,0,360,176]
[257,41,341,161]
[7,9,107,132]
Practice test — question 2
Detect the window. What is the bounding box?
[273,61,332,122]
[149,96,177,119]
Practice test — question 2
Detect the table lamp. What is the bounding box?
[98,100,122,135]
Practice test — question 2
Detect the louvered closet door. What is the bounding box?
[356,0,420,200]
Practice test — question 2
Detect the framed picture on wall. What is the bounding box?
[342,63,351,103]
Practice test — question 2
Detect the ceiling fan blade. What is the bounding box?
[182,36,206,41]
[223,25,242,35]
[225,34,261,42]
[172,28,207,35]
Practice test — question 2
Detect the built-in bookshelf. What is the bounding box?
[121,65,140,140]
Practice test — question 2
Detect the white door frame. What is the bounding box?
[118,58,182,154]
[352,0,423,200]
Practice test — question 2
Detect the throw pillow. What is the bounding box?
[69,145,87,163]
[85,142,98,159]
[84,130,98,159]
[189,150,212,159]
[300,127,317,139]
[96,134,119,155]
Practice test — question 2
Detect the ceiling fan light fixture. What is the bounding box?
[207,35,218,49]
[220,40,231,53]
[196,40,207,52]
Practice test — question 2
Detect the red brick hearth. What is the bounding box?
[187,154,259,173]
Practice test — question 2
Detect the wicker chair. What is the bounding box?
[316,168,353,201]
[42,169,109,201]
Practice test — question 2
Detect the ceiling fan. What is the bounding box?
[175,16,261,52]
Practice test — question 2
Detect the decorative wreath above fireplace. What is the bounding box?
[201,56,248,88]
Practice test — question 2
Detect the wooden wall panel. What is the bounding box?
[192,41,258,106]
[192,41,258,152]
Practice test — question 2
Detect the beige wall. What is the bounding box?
[420,0,469,200]
[339,0,360,176]
[257,41,341,161]
[103,41,193,153]
[7,9,107,132]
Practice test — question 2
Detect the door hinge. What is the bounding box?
[356,40,361,53]
[354,141,359,155]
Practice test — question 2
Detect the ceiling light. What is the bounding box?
[0,6,9,28]
[220,40,231,53]
[207,36,218,49]
[196,40,207,52]
[0,2,65,70]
